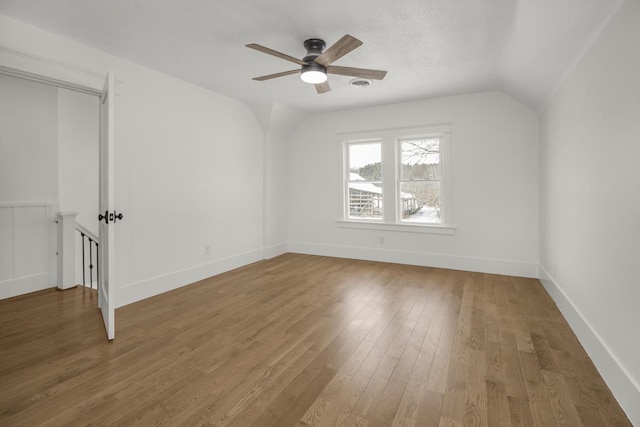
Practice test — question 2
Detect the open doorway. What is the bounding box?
[0,73,99,291]
[0,68,116,340]
[58,88,100,291]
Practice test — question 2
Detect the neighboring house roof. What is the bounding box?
[349,173,382,194]
[348,173,414,199]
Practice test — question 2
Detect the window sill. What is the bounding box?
[336,220,456,235]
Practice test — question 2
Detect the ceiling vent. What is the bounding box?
[349,78,372,88]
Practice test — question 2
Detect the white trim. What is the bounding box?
[383,136,396,223]
[336,220,456,235]
[0,201,57,208]
[338,124,452,141]
[0,44,104,93]
[0,64,101,96]
[538,265,640,425]
[439,131,452,224]
[117,248,264,308]
[263,243,287,259]
[287,241,538,278]
[0,273,51,300]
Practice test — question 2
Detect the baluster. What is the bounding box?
[96,244,100,294]
[89,238,93,289]
[75,224,100,294]
[81,232,86,293]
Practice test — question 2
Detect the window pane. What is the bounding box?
[348,142,383,219]
[348,181,383,219]
[400,181,441,223]
[401,138,440,180]
[349,143,382,181]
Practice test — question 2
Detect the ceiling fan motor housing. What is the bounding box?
[303,38,326,58]
[302,38,327,74]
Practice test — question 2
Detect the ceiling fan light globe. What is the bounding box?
[301,70,327,84]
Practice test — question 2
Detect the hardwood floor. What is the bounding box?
[0,254,631,426]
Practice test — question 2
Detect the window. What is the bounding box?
[339,125,454,234]
[399,137,441,224]
[347,142,382,220]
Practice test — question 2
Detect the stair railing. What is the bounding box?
[55,212,100,292]
[75,222,99,292]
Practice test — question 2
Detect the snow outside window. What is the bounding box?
[399,138,442,224]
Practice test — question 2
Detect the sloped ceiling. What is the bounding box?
[0,0,624,115]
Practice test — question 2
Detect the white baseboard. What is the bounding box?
[287,241,538,278]
[539,266,640,425]
[78,281,99,289]
[263,242,287,259]
[0,273,51,300]
[117,248,264,308]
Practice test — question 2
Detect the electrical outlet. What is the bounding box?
[204,245,211,255]
[379,236,385,245]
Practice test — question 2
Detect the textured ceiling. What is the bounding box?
[0,0,624,115]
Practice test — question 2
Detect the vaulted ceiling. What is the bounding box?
[0,0,624,114]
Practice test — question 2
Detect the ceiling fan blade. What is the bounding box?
[314,35,363,66]
[246,43,308,66]
[327,65,387,80]
[252,69,300,81]
[315,81,331,94]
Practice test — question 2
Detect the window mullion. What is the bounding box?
[440,132,451,224]
[381,136,397,223]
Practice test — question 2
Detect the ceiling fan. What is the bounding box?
[246,35,387,94]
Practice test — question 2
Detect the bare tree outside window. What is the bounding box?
[400,138,441,223]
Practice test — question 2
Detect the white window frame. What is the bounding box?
[337,124,455,235]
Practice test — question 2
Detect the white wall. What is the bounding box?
[0,74,58,203]
[287,91,539,277]
[58,88,99,234]
[539,0,640,423]
[0,15,265,307]
[263,102,307,258]
[116,68,264,305]
[0,74,58,298]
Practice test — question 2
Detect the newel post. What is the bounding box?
[56,211,78,290]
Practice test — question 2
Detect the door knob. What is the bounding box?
[98,210,109,224]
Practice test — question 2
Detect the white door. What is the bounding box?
[98,71,115,340]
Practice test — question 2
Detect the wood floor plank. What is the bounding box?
[541,369,583,426]
[463,349,488,426]
[507,395,535,427]
[0,254,632,426]
[486,379,510,427]
[424,273,460,394]
[502,331,528,399]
